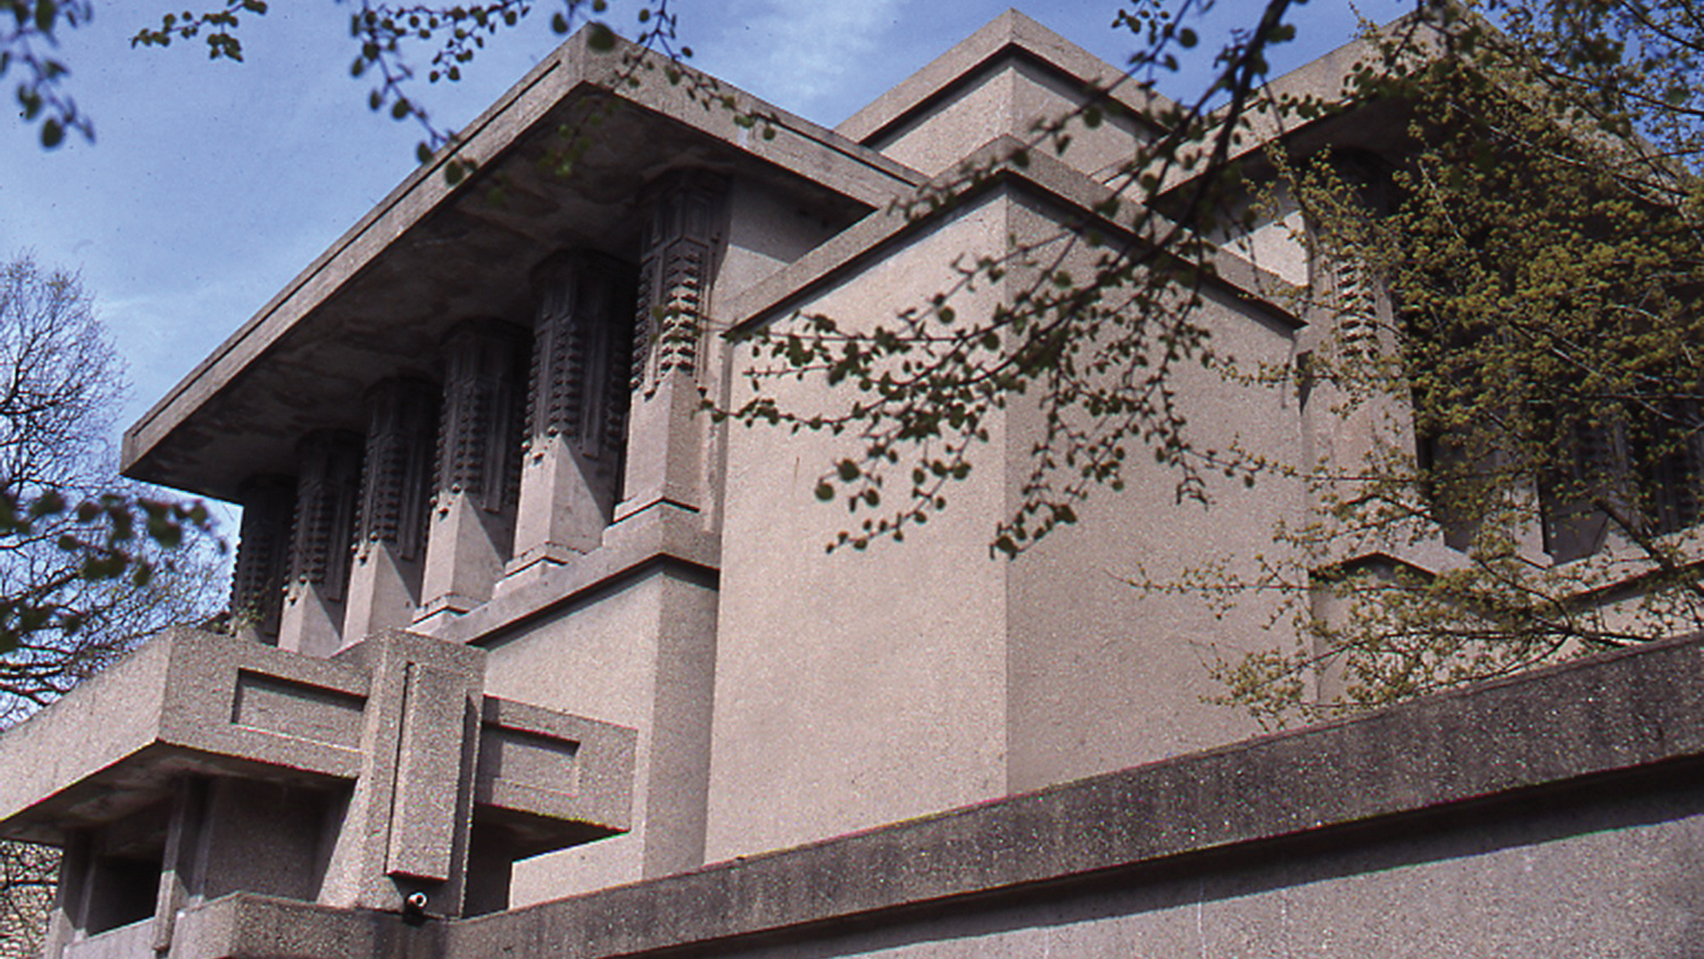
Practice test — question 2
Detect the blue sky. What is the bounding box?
[0,0,1412,464]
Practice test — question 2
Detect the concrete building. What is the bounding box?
[5,11,1704,957]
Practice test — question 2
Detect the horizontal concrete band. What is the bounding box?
[170,632,1704,959]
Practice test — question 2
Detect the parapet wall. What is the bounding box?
[160,632,1704,958]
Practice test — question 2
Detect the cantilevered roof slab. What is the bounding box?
[121,28,922,501]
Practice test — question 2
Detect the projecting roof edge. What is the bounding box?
[723,134,1301,339]
[1151,14,1443,199]
[837,9,1175,147]
[121,27,923,480]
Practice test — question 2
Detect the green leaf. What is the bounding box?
[586,21,615,52]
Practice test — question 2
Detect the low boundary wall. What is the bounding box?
[170,634,1704,957]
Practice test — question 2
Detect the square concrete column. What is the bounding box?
[39,832,89,959]
[230,474,295,643]
[509,251,635,574]
[619,171,728,521]
[416,321,527,630]
[278,431,364,657]
[318,631,486,917]
[344,379,439,647]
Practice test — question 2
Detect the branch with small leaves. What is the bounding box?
[130,0,265,62]
[0,489,215,656]
[723,0,1321,555]
[2,0,94,146]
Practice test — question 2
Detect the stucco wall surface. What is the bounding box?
[999,191,1306,789]
[710,190,1017,863]
[482,568,718,902]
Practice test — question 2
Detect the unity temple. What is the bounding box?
[5,10,1704,958]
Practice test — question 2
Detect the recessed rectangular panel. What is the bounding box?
[231,671,366,748]
[476,727,581,799]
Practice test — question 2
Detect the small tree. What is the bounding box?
[723,1,1704,718]
[0,255,219,957]
[1199,8,1704,720]
[0,255,219,719]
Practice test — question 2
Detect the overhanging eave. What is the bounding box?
[120,28,922,502]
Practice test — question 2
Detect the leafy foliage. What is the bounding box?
[723,0,1344,553]
[0,256,218,716]
[1,0,93,146]
[1203,7,1704,719]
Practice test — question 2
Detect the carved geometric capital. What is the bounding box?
[632,171,728,396]
[436,320,528,514]
[528,250,635,470]
[357,378,440,562]
[231,473,296,640]
[288,430,364,601]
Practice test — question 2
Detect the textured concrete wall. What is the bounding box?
[482,568,717,903]
[871,56,1148,180]
[708,175,1313,861]
[622,795,1704,958]
[447,634,1704,959]
[1001,190,1307,787]
[138,634,1704,959]
[709,190,1018,863]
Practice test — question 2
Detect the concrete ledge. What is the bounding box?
[169,893,443,959]
[429,503,719,646]
[476,697,637,850]
[0,629,372,842]
[444,633,1704,957]
[837,9,1173,145]
[724,134,1301,337]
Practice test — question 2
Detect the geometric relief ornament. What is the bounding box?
[435,321,528,515]
[529,250,635,499]
[0,627,635,955]
[632,171,728,396]
[288,430,364,603]
[230,473,296,640]
[357,378,440,562]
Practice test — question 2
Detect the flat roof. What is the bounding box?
[121,27,923,501]
[837,9,1174,148]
